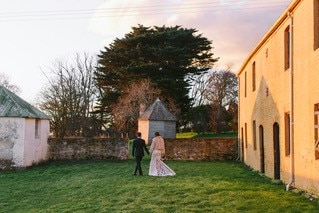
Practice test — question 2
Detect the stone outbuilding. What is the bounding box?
[0,85,50,169]
[138,98,177,144]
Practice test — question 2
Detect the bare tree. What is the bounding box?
[203,68,238,133]
[189,72,210,107]
[112,79,161,131]
[227,101,238,132]
[38,53,99,138]
[0,73,21,94]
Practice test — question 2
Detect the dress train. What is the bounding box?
[149,150,175,176]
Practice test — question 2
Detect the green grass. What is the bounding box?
[0,160,318,212]
[176,132,238,138]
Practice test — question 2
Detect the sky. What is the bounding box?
[0,0,291,103]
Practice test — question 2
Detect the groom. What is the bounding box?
[132,132,149,175]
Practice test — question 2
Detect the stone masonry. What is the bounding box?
[48,137,238,161]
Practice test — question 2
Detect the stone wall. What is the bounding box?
[165,138,238,161]
[47,138,238,161]
[48,138,129,160]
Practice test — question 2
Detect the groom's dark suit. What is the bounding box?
[132,137,149,175]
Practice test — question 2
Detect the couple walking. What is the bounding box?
[132,132,176,176]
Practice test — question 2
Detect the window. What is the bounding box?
[253,120,257,150]
[35,119,40,138]
[314,0,319,50]
[252,62,256,92]
[314,104,319,159]
[285,112,290,156]
[284,26,291,70]
[244,71,247,97]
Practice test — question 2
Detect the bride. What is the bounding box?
[149,132,176,176]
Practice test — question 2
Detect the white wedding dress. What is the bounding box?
[149,150,176,176]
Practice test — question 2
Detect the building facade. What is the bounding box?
[238,0,319,195]
[138,98,177,144]
[0,86,50,169]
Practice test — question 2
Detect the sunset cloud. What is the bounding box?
[0,0,290,101]
[89,0,290,71]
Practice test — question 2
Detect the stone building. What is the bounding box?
[238,0,319,195]
[0,86,50,169]
[138,98,177,144]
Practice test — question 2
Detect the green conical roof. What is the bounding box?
[0,85,49,119]
[139,98,177,121]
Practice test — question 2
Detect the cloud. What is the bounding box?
[89,0,289,72]
[0,0,290,102]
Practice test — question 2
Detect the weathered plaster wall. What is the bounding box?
[0,118,24,169]
[0,118,50,169]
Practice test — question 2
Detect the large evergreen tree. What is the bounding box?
[95,25,218,121]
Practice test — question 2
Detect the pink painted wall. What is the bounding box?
[23,118,50,167]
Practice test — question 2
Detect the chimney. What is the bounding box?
[139,103,146,116]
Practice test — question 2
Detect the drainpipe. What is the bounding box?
[286,12,295,191]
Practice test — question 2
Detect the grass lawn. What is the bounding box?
[0,160,318,212]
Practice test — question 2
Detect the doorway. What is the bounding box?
[273,122,280,179]
[259,125,265,173]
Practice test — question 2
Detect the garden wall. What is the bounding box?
[165,138,238,161]
[48,138,129,160]
[48,138,238,161]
